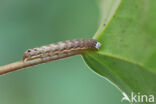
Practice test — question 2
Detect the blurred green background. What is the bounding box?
[0,0,128,104]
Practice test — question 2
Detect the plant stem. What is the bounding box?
[0,53,81,75]
[0,60,44,75]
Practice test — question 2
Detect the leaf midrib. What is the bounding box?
[93,51,154,75]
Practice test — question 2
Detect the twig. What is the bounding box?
[0,61,31,75]
[0,39,101,75]
[0,53,79,75]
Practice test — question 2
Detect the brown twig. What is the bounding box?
[0,61,30,75]
[0,59,48,75]
[0,39,101,75]
[0,53,79,75]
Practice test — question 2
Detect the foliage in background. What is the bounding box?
[83,0,156,100]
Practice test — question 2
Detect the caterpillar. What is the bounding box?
[23,39,101,62]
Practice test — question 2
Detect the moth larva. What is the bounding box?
[23,39,101,62]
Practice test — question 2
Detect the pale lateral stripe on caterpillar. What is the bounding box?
[23,39,101,62]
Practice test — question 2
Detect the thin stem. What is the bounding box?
[0,39,101,75]
[0,61,31,75]
[0,53,81,75]
[0,59,49,75]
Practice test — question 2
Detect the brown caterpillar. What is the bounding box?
[23,39,101,62]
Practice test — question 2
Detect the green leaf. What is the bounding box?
[83,0,156,99]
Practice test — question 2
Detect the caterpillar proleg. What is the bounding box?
[23,39,101,62]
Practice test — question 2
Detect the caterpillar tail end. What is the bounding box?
[95,41,101,49]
